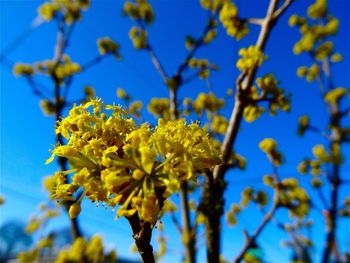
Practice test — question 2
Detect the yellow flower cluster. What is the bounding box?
[46,99,220,223]
[296,64,320,82]
[298,143,343,176]
[307,0,327,19]
[278,178,310,219]
[259,138,283,166]
[324,87,349,105]
[203,28,218,45]
[38,0,90,24]
[297,115,310,136]
[14,55,80,82]
[37,55,81,82]
[243,74,290,123]
[97,37,121,59]
[290,0,339,57]
[219,1,248,40]
[211,115,228,134]
[123,0,154,25]
[226,203,240,226]
[243,104,264,123]
[17,249,39,263]
[25,203,60,234]
[13,63,34,76]
[39,99,56,116]
[192,92,225,116]
[129,26,148,49]
[56,236,116,263]
[236,46,266,72]
[84,85,95,100]
[257,74,290,114]
[17,203,61,263]
[116,88,143,118]
[188,58,219,79]
[240,187,268,208]
[129,101,143,118]
[147,98,171,120]
[200,0,226,12]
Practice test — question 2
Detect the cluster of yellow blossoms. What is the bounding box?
[18,235,116,263]
[298,143,342,177]
[191,92,224,116]
[123,0,153,50]
[219,1,248,40]
[116,88,143,118]
[147,98,171,120]
[46,99,221,223]
[13,63,35,76]
[56,236,116,263]
[324,87,349,106]
[289,0,340,58]
[243,74,290,123]
[263,175,310,219]
[188,58,219,79]
[200,0,226,12]
[129,27,148,50]
[277,178,310,218]
[38,0,90,24]
[17,203,60,263]
[123,0,154,25]
[14,55,81,82]
[259,138,283,166]
[97,37,121,59]
[236,46,266,72]
[296,64,320,82]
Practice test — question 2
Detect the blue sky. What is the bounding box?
[1,0,349,262]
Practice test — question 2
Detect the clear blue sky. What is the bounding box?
[1,0,349,262]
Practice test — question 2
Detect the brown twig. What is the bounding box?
[204,1,294,262]
[127,214,155,263]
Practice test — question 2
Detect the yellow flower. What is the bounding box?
[219,1,248,40]
[97,37,121,59]
[324,87,348,105]
[211,115,228,134]
[237,46,266,72]
[47,99,220,223]
[69,202,81,219]
[13,63,34,76]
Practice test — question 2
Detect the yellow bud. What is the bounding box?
[132,169,145,180]
[69,202,81,219]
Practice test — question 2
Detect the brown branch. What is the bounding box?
[174,11,218,82]
[25,76,50,99]
[180,183,196,263]
[81,55,105,71]
[170,213,183,234]
[272,0,293,20]
[146,44,169,83]
[234,166,280,262]
[233,203,279,263]
[214,0,283,182]
[203,1,295,262]
[246,18,264,26]
[52,19,82,240]
[127,214,155,263]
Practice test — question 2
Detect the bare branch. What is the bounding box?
[25,76,50,100]
[170,213,183,234]
[234,202,279,262]
[81,55,104,71]
[246,18,264,26]
[146,44,169,82]
[214,0,286,181]
[273,0,293,20]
